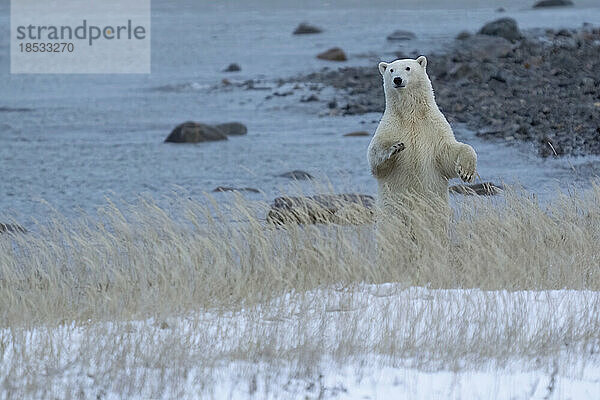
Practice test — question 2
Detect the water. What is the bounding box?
[1,0,600,222]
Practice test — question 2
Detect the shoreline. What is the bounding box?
[291,22,600,157]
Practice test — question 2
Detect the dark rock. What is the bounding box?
[273,90,293,97]
[456,31,472,40]
[449,182,504,196]
[213,186,260,193]
[278,170,314,180]
[223,63,241,72]
[293,23,323,35]
[343,131,370,137]
[214,122,248,136]
[0,223,27,235]
[455,35,514,60]
[300,94,320,102]
[165,122,227,143]
[386,30,416,41]
[317,48,347,62]
[557,28,572,37]
[165,122,248,143]
[327,99,338,109]
[267,194,375,225]
[490,73,507,83]
[478,18,522,42]
[496,7,506,12]
[533,0,573,8]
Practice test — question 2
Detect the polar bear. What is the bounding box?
[367,56,477,216]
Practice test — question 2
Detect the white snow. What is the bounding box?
[1,286,599,399]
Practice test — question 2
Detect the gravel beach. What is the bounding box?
[297,23,600,157]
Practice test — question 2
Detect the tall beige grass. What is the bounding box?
[2,185,599,326]
[1,184,600,398]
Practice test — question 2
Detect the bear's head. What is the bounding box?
[378,56,430,98]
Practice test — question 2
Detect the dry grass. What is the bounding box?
[1,184,600,398]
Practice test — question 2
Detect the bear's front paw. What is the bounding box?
[387,142,405,159]
[455,145,477,183]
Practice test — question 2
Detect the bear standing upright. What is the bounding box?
[367,56,477,216]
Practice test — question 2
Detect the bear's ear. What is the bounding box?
[416,56,427,68]
[378,62,388,76]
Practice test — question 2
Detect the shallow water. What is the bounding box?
[1,0,600,222]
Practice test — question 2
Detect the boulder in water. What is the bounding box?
[533,0,573,8]
[293,23,323,35]
[317,48,347,62]
[165,122,227,143]
[386,30,416,41]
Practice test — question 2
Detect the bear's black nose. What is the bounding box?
[393,77,403,86]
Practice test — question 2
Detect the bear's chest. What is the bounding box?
[396,127,437,169]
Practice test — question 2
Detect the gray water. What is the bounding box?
[1,0,600,222]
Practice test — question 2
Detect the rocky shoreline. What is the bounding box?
[296,22,600,157]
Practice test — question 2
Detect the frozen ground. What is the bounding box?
[2,286,599,399]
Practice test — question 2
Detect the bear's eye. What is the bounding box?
[389,69,394,73]
[406,67,411,71]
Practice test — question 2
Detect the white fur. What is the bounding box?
[367,56,477,213]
